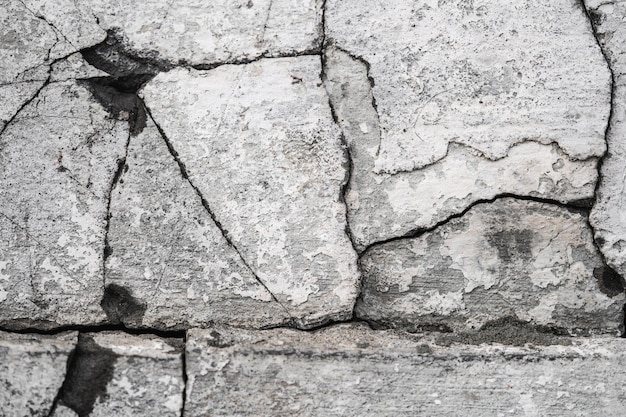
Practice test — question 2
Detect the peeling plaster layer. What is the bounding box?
[185,324,626,416]
[0,330,77,417]
[325,0,611,174]
[357,198,625,334]
[105,116,291,330]
[323,46,599,250]
[0,81,129,328]
[141,57,359,328]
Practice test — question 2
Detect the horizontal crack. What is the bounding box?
[360,193,594,255]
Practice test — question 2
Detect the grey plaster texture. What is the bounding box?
[0,0,625,415]
[0,331,77,417]
[140,57,359,329]
[52,332,184,417]
[588,1,626,282]
[0,79,129,329]
[185,324,626,417]
[357,198,625,334]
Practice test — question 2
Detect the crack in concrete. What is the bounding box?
[0,49,85,137]
[101,130,132,304]
[180,333,188,417]
[579,0,626,335]
[360,194,596,255]
[145,107,294,322]
[0,75,50,138]
[320,2,362,320]
[16,0,77,51]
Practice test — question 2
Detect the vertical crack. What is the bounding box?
[144,107,294,322]
[180,333,188,417]
[579,0,625,334]
[320,6,363,318]
[101,130,131,298]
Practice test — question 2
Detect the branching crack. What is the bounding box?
[144,107,294,322]
[16,0,77,51]
[0,75,49,138]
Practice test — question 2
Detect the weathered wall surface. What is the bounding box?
[1,0,626,415]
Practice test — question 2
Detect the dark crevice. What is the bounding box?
[80,28,171,93]
[186,51,322,71]
[144,106,294,321]
[53,334,118,417]
[0,324,186,339]
[361,193,594,255]
[99,127,131,325]
[79,79,148,135]
[579,1,626,317]
[320,55,359,255]
[320,4,363,320]
[101,284,147,327]
[180,333,188,417]
[319,0,328,50]
[593,265,625,297]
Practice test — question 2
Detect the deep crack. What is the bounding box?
[579,1,626,325]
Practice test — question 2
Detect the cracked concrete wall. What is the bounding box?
[1,0,626,415]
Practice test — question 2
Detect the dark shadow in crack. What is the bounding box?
[54,334,118,417]
[79,79,147,136]
[101,284,147,327]
[81,28,171,92]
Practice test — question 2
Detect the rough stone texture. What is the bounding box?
[105,117,291,329]
[587,1,626,284]
[0,330,77,417]
[18,0,322,68]
[0,80,129,328]
[88,0,323,65]
[186,324,626,416]
[324,46,600,249]
[53,332,184,417]
[326,0,610,173]
[0,0,106,131]
[0,2,625,415]
[141,56,359,328]
[357,198,625,334]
